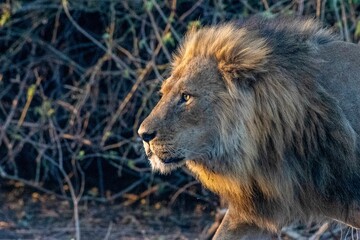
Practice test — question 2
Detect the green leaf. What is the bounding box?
[355,21,360,39]
[0,8,10,27]
[187,20,202,31]
[144,0,153,11]
[77,150,85,160]
[36,100,55,117]
[162,32,175,46]
[127,160,136,169]
[102,33,110,39]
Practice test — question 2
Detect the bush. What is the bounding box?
[0,0,359,229]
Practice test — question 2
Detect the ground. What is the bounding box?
[0,182,359,240]
[0,182,214,240]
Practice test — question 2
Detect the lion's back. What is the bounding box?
[317,41,360,135]
[240,16,337,45]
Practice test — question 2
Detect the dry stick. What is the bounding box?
[240,0,258,14]
[101,2,175,146]
[269,0,294,13]
[132,80,158,136]
[61,134,92,146]
[100,61,151,146]
[3,21,42,62]
[340,0,351,42]
[106,178,144,202]
[178,0,204,22]
[169,181,199,206]
[316,0,321,18]
[297,0,304,16]
[66,2,115,138]
[163,180,213,204]
[70,54,109,134]
[18,69,42,127]
[46,118,82,240]
[103,221,113,240]
[108,0,116,51]
[40,39,85,74]
[152,0,181,42]
[100,42,162,146]
[282,228,306,239]
[348,2,357,28]
[155,0,178,43]
[132,1,177,136]
[102,140,128,151]
[61,0,134,77]
[262,0,270,11]
[333,0,344,40]
[0,73,27,143]
[51,6,62,44]
[123,185,159,206]
[309,222,330,240]
[321,0,327,23]
[145,3,172,62]
[1,135,17,174]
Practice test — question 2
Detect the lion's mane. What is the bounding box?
[172,18,360,230]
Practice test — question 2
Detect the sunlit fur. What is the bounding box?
[139,17,360,237]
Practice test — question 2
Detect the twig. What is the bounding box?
[123,185,159,206]
[106,178,144,202]
[340,0,351,42]
[100,56,157,146]
[309,222,330,240]
[18,69,42,127]
[169,181,199,206]
[152,0,181,42]
[145,0,172,61]
[333,0,344,39]
[0,73,27,143]
[316,0,321,18]
[61,0,134,76]
[297,0,304,15]
[262,0,270,11]
[103,221,113,240]
[179,0,204,22]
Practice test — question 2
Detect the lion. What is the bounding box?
[138,17,360,239]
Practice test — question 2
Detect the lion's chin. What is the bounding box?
[149,155,186,174]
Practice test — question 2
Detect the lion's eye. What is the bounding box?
[181,93,191,102]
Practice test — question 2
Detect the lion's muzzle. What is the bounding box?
[138,125,157,143]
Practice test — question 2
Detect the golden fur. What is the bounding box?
[139,17,360,239]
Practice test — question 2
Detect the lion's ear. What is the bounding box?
[216,37,270,84]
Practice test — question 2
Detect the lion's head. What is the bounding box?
[138,24,271,174]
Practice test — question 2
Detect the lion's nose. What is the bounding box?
[138,125,157,143]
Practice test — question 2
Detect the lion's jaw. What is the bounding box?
[143,141,187,174]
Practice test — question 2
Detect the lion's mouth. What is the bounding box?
[144,142,185,164]
[147,150,185,164]
[162,157,185,164]
[143,142,186,173]
[145,149,153,159]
